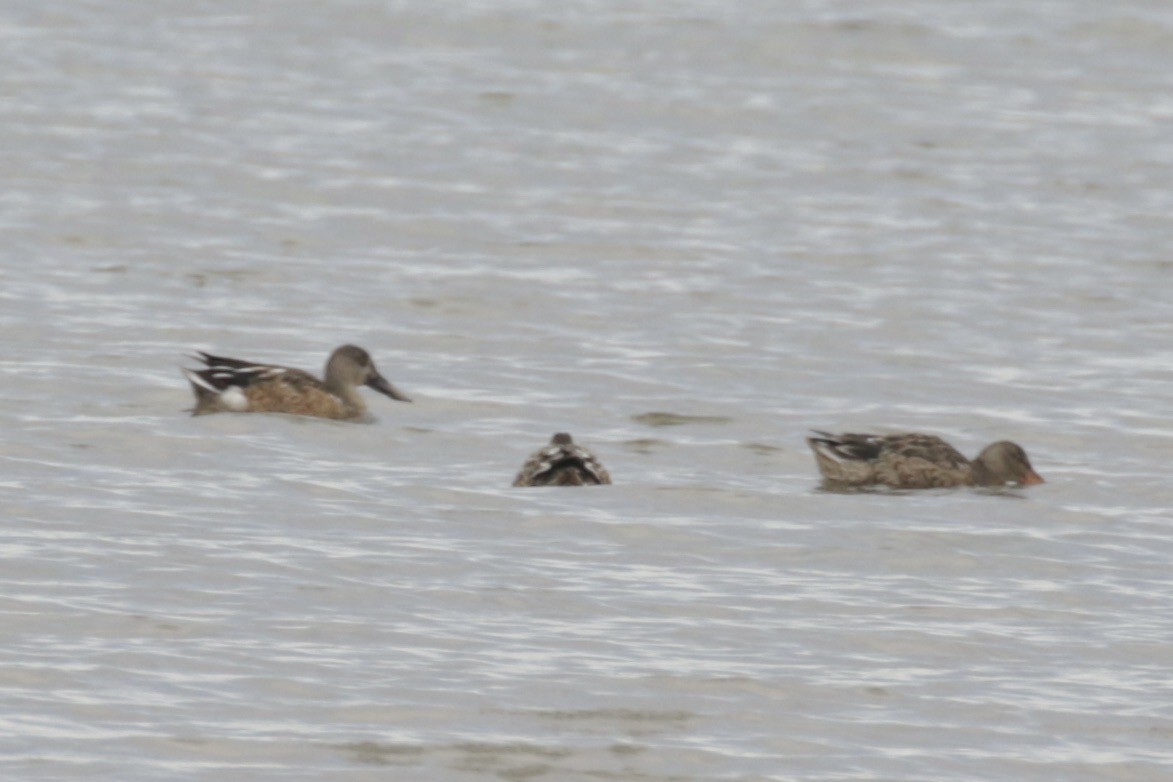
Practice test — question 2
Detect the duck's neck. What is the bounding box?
[324,377,366,416]
[968,458,998,486]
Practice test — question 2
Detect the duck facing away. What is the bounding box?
[182,344,411,420]
[513,433,612,487]
[807,431,1043,489]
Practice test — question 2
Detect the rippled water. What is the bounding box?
[3,1,1172,780]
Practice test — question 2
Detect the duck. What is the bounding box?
[512,433,612,487]
[182,344,411,420]
[807,431,1043,489]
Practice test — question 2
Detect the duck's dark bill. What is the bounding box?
[1020,470,1045,486]
[368,374,412,402]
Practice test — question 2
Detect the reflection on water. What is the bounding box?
[631,412,734,427]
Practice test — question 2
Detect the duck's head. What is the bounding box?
[972,441,1043,486]
[328,345,412,402]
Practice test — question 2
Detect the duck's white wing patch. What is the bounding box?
[810,439,848,464]
[532,444,566,473]
[182,368,219,393]
[571,445,611,483]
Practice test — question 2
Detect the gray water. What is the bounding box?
[3,1,1172,780]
